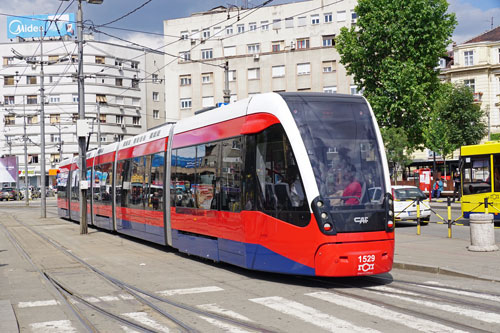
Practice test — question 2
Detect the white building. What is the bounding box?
[163,0,359,121]
[0,36,165,187]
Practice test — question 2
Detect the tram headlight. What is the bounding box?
[321,212,328,220]
[388,210,393,217]
[317,201,324,208]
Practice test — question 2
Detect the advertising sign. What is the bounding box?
[7,13,76,39]
[0,156,18,183]
[418,168,432,193]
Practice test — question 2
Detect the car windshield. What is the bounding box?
[394,188,426,201]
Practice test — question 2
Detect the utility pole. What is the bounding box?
[40,28,47,218]
[23,96,29,206]
[97,103,101,148]
[77,0,88,234]
[58,122,63,161]
[223,61,230,104]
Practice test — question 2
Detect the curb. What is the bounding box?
[393,261,500,283]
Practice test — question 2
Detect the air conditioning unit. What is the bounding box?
[120,123,126,129]
[290,41,296,50]
[351,19,357,24]
[253,54,260,61]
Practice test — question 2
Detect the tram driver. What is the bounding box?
[342,164,362,205]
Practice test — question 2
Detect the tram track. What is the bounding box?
[1,211,279,333]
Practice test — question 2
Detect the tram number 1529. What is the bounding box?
[357,255,375,273]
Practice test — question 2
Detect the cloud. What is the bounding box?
[448,0,500,43]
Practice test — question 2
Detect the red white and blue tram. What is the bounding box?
[57,92,395,277]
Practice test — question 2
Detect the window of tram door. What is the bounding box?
[494,155,500,192]
[174,146,197,208]
[129,157,146,209]
[196,143,218,210]
[221,138,243,212]
[71,170,79,201]
[148,153,165,211]
[116,159,130,207]
[254,124,310,227]
[462,156,491,195]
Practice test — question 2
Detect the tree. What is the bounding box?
[336,0,457,147]
[381,127,414,183]
[425,83,486,159]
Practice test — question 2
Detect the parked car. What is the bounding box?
[392,185,431,224]
[0,187,22,201]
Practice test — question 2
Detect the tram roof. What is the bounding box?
[461,141,500,156]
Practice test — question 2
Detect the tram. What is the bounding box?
[57,92,394,277]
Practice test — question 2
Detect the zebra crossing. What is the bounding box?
[20,283,500,332]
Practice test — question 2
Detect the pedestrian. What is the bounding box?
[452,171,461,202]
[432,179,439,198]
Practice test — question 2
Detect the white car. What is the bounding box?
[392,185,431,224]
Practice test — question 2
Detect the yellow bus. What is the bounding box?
[460,141,500,219]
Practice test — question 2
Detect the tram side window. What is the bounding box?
[197,143,218,210]
[174,146,196,207]
[57,171,69,199]
[95,163,113,203]
[494,155,500,192]
[129,157,145,209]
[221,138,242,212]
[254,124,310,227]
[116,159,131,207]
[170,151,177,207]
[463,156,491,195]
[148,153,165,211]
[71,170,79,200]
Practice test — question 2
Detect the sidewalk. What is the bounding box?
[394,231,500,282]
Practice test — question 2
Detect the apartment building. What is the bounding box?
[0,37,165,187]
[163,0,359,121]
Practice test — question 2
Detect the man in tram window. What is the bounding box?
[342,164,362,205]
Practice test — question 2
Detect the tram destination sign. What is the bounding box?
[7,13,76,39]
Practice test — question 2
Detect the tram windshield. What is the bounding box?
[283,94,386,209]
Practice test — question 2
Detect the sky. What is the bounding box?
[0,0,499,49]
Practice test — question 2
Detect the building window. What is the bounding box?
[116,115,123,124]
[131,61,139,69]
[224,46,236,57]
[132,79,139,88]
[228,70,236,81]
[96,94,107,103]
[152,74,159,83]
[4,96,15,105]
[27,115,38,124]
[202,72,213,84]
[323,60,336,72]
[71,55,78,63]
[272,41,283,52]
[213,26,221,36]
[3,57,15,66]
[50,114,60,124]
[27,95,37,105]
[115,59,123,66]
[324,12,333,23]
[4,115,15,125]
[297,63,311,75]
[99,114,106,123]
[464,51,474,66]
[115,96,123,104]
[180,75,191,86]
[49,95,60,103]
[29,155,39,164]
[273,19,281,30]
[50,154,61,163]
[464,79,475,92]
[323,35,335,47]
[226,25,233,35]
[350,85,362,95]
[4,76,14,85]
[438,58,446,68]
[95,56,105,64]
[323,86,337,94]
[351,11,358,23]
[296,38,310,49]
[249,22,257,31]
[27,76,37,85]
[202,29,210,39]
[180,51,191,62]
[100,136,107,143]
[247,43,260,54]
[191,29,199,40]
[261,21,269,31]
[285,17,294,28]
[132,98,140,106]
[297,16,306,27]
[180,31,188,40]
[248,68,260,80]
[116,134,124,142]
[115,78,123,86]
[153,110,159,119]
[272,65,285,78]
[201,49,213,60]
[72,94,79,103]
[50,134,60,143]
[311,14,320,25]
[132,116,140,126]
[337,10,346,22]
[180,98,192,109]
[202,96,215,107]
[153,92,159,101]
[237,24,245,33]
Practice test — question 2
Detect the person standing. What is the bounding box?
[452,172,461,202]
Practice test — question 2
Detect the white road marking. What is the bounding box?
[198,303,253,322]
[367,285,500,324]
[122,312,170,332]
[83,296,100,303]
[250,296,380,333]
[199,316,255,333]
[29,319,77,332]
[17,300,59,308]
[120,325,141,333]
[307,291,468,333]
[423,281,500,302]
[157,286,224,296]
[99,295,120,302]
[119,294,135,300]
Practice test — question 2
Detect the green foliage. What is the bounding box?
[490,133,500,141]
[425,83,486,158]
[336,0,457,147]
[381,127,413,181]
